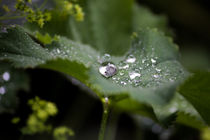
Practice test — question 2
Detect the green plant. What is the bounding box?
[0,0,210,140]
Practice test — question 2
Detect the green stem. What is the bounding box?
[0,15,26,20]
[106,109,120,140]
[98,98,110,140]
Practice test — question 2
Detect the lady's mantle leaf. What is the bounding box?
[0,26,187,108]
[179,72,210,125]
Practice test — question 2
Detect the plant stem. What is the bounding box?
[106,109,120,140]
[98,98,110,140]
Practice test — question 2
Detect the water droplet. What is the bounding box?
[104,97,109,103]
[151,58,156,64]
[142,59,146,64]
[120,81,127,86]
[2,72,10,81]
[153,74,159,78]
[119,72,124,76]
[119,64,129,69]
[155,68,161,73]
[0,86,6,95]
[56,48,60,54]
[125,55,136,63]
[129,72,141,80]
[169,107,177,113]
[98,54,111,64]
[99,62,117,78]
[112,77,116,80]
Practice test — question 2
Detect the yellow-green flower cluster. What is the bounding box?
[201,127,210,140]
[15,0,51,28]
[62,0,84,21]
[21,96,58,134]
[53,126,74,140]
[2,5,10,12]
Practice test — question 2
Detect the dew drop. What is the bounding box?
[104,97,109,103]
[98,53,111,64]
[125,55,136,63]
[151,58,156,64]
[56,48,60,54]
[120,81,127,86]
[142,59,146,64]
[99,62,117,78]
[169,107,177,113]
[155,68,161,73]
[129,72,141,80]
[0,86,6,95]
[119,64,129,69]
[2,72,10,81]
[119,72,124,76]
[153,74,159,78]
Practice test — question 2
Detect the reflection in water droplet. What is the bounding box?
[126,55,136,63]
[129,72,141,80]
[99,63,117,78]
[0,86,6,95]
[2,72,10,81]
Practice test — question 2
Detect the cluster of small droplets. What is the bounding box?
[98,42,185,88]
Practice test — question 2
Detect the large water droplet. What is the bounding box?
[125,55,136,63]
[99,62,117,78]
[2,72,10,81]
[0,86,6,95]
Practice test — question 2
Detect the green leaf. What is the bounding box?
[0,26,187,108]
[25,1,172,56]
[0,62,29,113]
[132,5,172,36]
[179,72,210,125]
[153,92,205,128]
[176,112,205,130]
[115,98,157,120]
